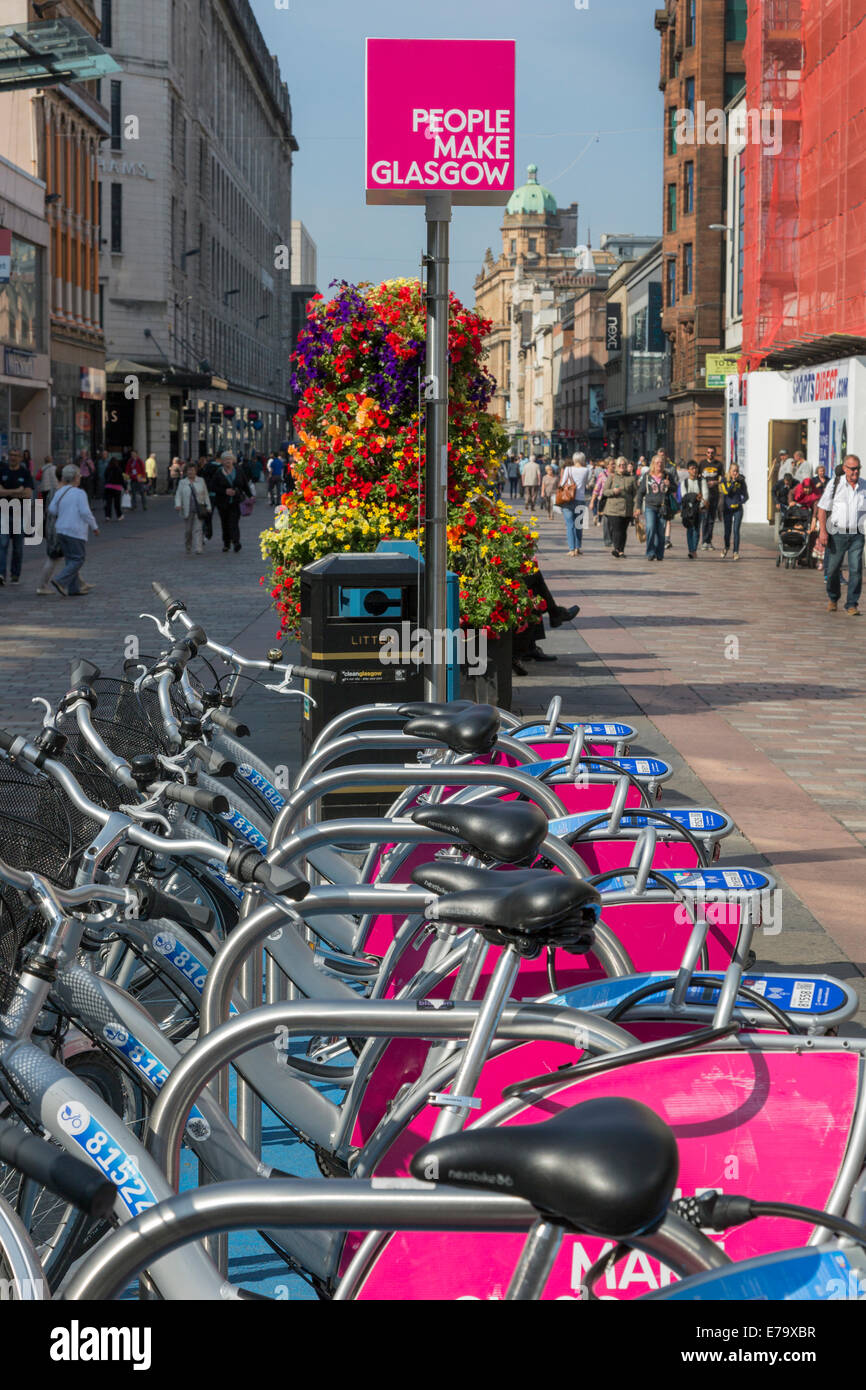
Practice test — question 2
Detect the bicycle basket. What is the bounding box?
[0,762,83,1009]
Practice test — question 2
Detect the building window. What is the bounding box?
[685,78,695,115]
[725,72,746,104]
[685,0,696,44]
[668,107,678,155]
[528,237,537,252]
[667,258,676,307]
[725,0,748,41]
[110,81,122,152]
[737,161,745,317]
[110,184,122,253]
[684,161,694,213]
[100,0,112,47]
[0,237,42,350]
[510,238,516,254]
[683,243,693,295]
[667,183,677,232]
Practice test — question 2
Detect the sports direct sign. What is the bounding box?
[365,38,516,206]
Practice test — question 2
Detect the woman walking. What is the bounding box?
[103,456,126,521]
[558,451,591,555]
[212,451,252,553]
[47,465,99,596]
[719,461,749,560]
[634,453,673,561]
[175,461,212,555]
[540,464,557,519]
[602,457,637,557]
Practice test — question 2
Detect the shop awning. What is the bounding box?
[0,17,120,91]
[104,359,161,377]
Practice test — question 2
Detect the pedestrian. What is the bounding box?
[175,461,212,555]
[817,455,866,615]
[103,455,126,521]
[37,455,57,504]
[511,570,580,674]
[699,445,722,549]
[719,461,749,559]
[212,450,251,553]
[558,451,592,555]
[679,460,708,559]
[540,464,557,518]
[506,455,520,499]
[792,449,811,483]
[267,451,286,506]
[0,448,36,585]
[125,452,147,509]
[95,448,109,500]
[47,464,99,596]
[634,452,673,561]
[145,451,158,496]
[521,455,541,509]
[602,457,637,557]
[77,451,96,501]
[659,451,679,549]
[773,469,795,542]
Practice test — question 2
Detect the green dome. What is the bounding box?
[506,163,557,216]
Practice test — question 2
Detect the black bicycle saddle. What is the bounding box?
[410,1097,679,1239]
[402,704,500,756]
[431,872,600,956]
[411,797,548,865]
[411,862,542,895]
[398,700,474,719]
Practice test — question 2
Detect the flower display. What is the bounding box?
[261,278,542,639]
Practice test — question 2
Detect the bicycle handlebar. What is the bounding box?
[289,664,338,685]
[0,1119,115,1219]
[162,783,230,816]
[207,708,251,739]
[189,743,236,778]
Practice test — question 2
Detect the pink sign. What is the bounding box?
[365,39,516,206]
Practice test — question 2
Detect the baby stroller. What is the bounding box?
[776,503,814,568]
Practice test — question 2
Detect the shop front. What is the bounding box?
[725,355,865,523]
[51,361,105,469]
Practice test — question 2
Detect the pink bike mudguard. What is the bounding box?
[346,1047,861,1299]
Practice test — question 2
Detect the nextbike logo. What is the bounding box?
[0,498,43,543]
[50,1321,152,1370]
[673,887,782,934]
[379,622,487,679]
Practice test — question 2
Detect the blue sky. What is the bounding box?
[250,0,663,306]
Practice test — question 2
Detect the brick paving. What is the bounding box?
[0,494,278,736]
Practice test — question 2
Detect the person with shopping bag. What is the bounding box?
[175,461,212,555]
[212,451,252,553]
[557,451,591,555]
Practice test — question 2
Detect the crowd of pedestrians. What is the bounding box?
[0,443,294,596]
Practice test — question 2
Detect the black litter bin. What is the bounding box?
[300,552,425,819]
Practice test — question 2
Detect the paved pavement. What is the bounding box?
[2,491,863,1025]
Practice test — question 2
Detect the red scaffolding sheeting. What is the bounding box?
[742,0,866,364]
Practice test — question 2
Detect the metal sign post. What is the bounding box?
[423,192,451,701]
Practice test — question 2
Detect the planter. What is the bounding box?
[460,630,512,711]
